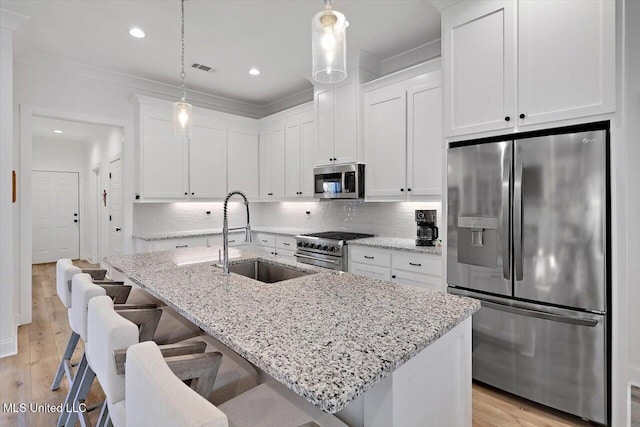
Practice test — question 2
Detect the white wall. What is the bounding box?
[133,201,442,241]
[32,138,87,171]
[86,126,123,263]
[0,18,17,357]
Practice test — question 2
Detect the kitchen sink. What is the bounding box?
[228,260,314,283]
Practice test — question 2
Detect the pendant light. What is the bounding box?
[311,0,347,84]
[173,0,193,137]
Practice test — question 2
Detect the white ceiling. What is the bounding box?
[2,0,441,106]
[32,116,118,143]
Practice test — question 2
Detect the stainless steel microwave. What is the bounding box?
[314,163,365,199]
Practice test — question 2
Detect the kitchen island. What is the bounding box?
[105,247,479,427]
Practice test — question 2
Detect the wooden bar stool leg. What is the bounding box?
[52,331,80,390]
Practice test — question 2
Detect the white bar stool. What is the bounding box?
[126,341,347,427]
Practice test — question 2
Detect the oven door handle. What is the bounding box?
[294,253,340,265]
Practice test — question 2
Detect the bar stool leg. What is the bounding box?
[57,352,87,426]
[64,360,96,427]
[52,331,80,390]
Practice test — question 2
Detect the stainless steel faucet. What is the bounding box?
[222,191,251,275]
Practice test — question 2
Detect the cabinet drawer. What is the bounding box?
[391,269,442,292]
[349,246,391,267]
[208,233,244,247]
[276,235,296,251]
[153,237,207,251]
[392,251,441,275]
[254,233,275,247]
[349,262,391,281]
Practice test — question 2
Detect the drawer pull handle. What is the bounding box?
[261,240,268,243]
[409,262,422,267]
[176,245,188,248]
[283,242,290,246]
[364,255,374,259]
[228,240,235,243]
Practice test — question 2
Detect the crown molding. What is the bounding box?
[0,8,30,31]
[16,51,265,119]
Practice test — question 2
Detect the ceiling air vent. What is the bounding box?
[191,63,216,73]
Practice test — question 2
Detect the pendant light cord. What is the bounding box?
[324,0,333,9]
[180,0,186,101]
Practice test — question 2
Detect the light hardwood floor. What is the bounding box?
[0,261,605,426]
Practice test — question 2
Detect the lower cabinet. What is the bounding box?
[252,232,297,262]
[135,236,208,253]
[349,246,443,292]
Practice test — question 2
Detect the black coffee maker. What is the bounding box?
[415,210,438,246]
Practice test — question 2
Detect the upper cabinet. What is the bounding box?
[133,95,259,201]
[285,111,316,198]
[259,102,315,201]
[314,70,375,167]
[442,0,615,138]
[259,126,285,199]
[364,64,443,200]
[227,127,259,199]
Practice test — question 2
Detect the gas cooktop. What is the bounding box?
[298,231,374,241]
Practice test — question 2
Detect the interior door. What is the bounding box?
[513,130,606,311]
[109,158,122,257]
[32,171,80,263]
[447,141,511,296]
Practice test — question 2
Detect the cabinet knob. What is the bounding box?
[191,192,195,195]
[519,113,526,119]
[184,192,188,195]
[407,188,412,192]
[400,188,404,192]
[73,219,78,223]
[391,275,396,279]
[116,228,121,232]
[504,116,511,122]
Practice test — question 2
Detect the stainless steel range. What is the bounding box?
[294,231,374,271]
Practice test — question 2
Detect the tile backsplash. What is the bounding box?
[133,200,442,239]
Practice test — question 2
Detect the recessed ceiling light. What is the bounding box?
[129,27,146,39]
[53,129,63,134]
[249,68,261,76]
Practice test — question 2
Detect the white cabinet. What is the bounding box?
[517,0,615,126]
[253,232,296,261]
[189,118,226,199]
[285,111,316,198]
[228,128,259,199]
[364,69,443,200]
[134,95,261,200]
[349,245,443,292]
[140,106,188,198]
[259,127,285,199]
[442,0,614,138]
[135,236,208,253]
[315,71,373,167]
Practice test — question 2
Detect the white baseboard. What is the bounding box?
[0,336,17,358]
[628,364,640,386]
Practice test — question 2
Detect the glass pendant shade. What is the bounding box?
[173,101,193,138]
[312,7,347,84]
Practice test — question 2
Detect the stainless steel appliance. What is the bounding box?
[314,163,365,199]
[295,231,374,271]
[415,209,438,247]
[447,123,609,425]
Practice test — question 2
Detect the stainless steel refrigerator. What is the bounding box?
[447,124,609,425]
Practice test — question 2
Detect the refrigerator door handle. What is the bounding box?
[480,300,599,327]
[502,144,511,280]
[514,148,524,281]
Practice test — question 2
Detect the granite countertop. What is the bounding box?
[105,247,478,414]
[132,226,319,241]
[349,236,442,256]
